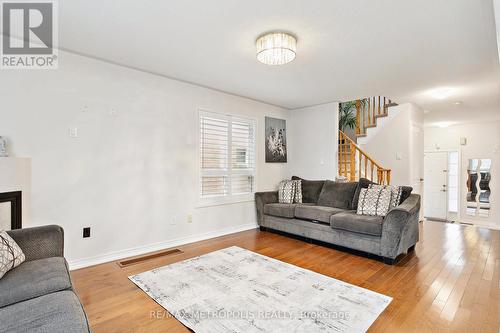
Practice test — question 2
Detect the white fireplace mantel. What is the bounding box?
[0,157,31,227]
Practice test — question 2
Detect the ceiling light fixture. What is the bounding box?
[256,32,297,65]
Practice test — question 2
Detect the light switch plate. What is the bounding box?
[68,127,78,138]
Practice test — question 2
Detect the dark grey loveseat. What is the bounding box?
[255,177,421,264]
[0,225,91,333]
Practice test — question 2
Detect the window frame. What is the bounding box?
[197,109,257,207]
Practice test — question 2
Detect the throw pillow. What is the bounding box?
[291,176,325,204]
[317,180,358,210]
[369,184,403,208]
[352,178,377,211]
[278,179,302,204]
[356,187,393,217]
[0,231,25,279]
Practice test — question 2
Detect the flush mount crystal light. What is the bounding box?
[256,32,297,65]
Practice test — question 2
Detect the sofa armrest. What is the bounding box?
[6,225,64,261]
[381,194,420,258]
[255,191,278,225]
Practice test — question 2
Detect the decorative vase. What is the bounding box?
[0,136,8,157]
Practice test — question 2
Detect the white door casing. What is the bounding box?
[424,152,448,220]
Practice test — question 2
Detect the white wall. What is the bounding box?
[288,103,339,180]
[0,50,291,268]
[359,103,424,189]
[424,121,500,228]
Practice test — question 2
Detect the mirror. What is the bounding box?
[478,159,491,217]
[466,159,491,218]
[466,159,479,216]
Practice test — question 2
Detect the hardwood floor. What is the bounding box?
[71,221,500,333]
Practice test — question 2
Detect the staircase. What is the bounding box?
[355,96,397,137]
[338,96,396,185]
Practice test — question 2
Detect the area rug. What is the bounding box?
[129,246,391,333]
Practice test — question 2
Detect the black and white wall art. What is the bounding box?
[265,117,287,163]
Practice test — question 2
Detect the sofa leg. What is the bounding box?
[259,226,267,232]
[383,257,396,265]
[408,244,416,252]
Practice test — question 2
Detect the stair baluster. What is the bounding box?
[338,130,391,185]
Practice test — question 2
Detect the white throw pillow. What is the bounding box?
[369,184,403,208]
[278,179,302,204]
[0,231,25,279]
[356,187,393,217]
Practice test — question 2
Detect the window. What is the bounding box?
[199,111,256,203]
[448,151,459,213]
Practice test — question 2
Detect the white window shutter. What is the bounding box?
[200,111,255,201]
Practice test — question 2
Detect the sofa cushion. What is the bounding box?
[264,203,297,218]
[0,257,71,308]
[330,212,384,236]
[352,178,376,210]
[295,205,346,223]
[0,290,90,333]
[292,176,325,203]
[317,180,358,209]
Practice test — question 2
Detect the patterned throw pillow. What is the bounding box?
[356,187,393,217]
[278,179,302,204]
[369,184,403,208]
[0,231,25,279]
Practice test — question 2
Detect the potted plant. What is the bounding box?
[338,101,358,133]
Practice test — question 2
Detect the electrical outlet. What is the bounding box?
[170,216,177,225]
[187,214,193,224]
[83,227,91,238]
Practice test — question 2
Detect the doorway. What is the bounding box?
[424,151,459,221]
[424,152,448,221]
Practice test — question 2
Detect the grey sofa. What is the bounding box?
[255,177,421,264]
[0,225,91,333]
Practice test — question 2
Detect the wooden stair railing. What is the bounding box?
[355,96,397,137]
[338,130,391,185]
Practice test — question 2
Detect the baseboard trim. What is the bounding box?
[68,223,258,270]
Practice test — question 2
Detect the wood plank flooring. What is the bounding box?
[71,221,500,332]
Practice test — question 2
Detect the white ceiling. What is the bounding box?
[55,1,500,124]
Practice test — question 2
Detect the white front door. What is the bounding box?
[424,152,448,220]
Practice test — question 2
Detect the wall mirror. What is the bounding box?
[466,159,491,218]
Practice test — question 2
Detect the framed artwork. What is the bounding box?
[265,117,287,163]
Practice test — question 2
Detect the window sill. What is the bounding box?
[196,195,255,208]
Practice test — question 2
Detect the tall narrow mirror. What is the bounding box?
[466,159,479,216]
[478,159,491,217]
